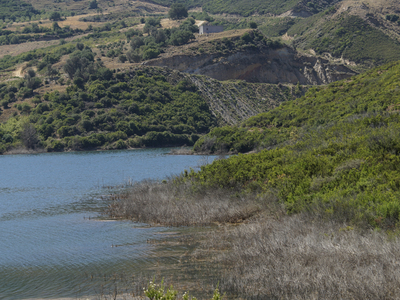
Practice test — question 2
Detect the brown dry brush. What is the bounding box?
[211,214,400,300]
[105,180,400,299]
[105,179,262,226]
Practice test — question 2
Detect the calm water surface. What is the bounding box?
[0,149,216,299]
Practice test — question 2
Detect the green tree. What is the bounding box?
[168,4,188,20]
[249,21,258,29]
[52,22,61,32]
[21,122,39,149]
[89,0,98,9]
[49,12,62,21]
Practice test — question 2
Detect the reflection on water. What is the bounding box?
[0,149,217,300]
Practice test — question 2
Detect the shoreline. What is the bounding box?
[2,146,226,157]
[104,178,400,299]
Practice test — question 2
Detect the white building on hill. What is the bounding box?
[199,24,223,34]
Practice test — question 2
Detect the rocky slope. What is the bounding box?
[162,68,298,125]
[145,44,356,85]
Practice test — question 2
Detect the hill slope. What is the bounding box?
[0,63,296,153]
[142,0,341,17]
[195,60,400,153]
[145,30,356,84]
[191,60,400,227]
[261,0,400,70]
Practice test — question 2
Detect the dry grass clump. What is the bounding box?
[211,214,400,299]
[104,179,400,299]
[106,180,262,226]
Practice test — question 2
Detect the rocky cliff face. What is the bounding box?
[145,46,356,85]
[157,67,298,125]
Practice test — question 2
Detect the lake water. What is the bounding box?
[0,149,216,299]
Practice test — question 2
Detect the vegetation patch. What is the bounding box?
[190,60,400,228]
[288,12,400,66]
[0,0,40,22]
[0,56,218,152]
[258,17,300,37]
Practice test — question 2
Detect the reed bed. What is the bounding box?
[105,180,400,299]
[105,179,262,226]
[206,214,400,300]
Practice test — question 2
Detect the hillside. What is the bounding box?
[0,60,297,153]
[0,0,399,155]
[260,0,400,70]
[195,60,400,153]
[141,0,341,17]
[145,29,356,84]
[191,60,400,228]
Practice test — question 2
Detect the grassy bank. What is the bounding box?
[106,178,400,299]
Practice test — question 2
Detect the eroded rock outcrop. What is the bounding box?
[145,46,356,85]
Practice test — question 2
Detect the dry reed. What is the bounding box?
[206,214,400,300]
[105,180,262,226]
[105,180,400,299]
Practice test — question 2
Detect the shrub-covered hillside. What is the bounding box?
[0,64,217,153]
[256,0,400,71]
[288,13,400,66]
[190,60,400,227]
[195,60,400,153]
[0,0,40,22]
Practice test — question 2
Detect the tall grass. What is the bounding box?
[106,180,400,299]
[208,214,400,299]
[106,179,263,226]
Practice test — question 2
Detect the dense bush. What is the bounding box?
[0,67,216,152]
[168,3,188,20]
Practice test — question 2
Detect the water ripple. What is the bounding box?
[0,149,218,300]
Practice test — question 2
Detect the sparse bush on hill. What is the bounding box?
[386,14,399,22]
[289,14,400,66]
[126,17,198,61]
[49,12,62,21]
[89,0,98,9]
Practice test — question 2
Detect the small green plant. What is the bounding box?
[182,292,197,300]
[211,284,225,300]
[144,279,177,300]
[144,279,223,300]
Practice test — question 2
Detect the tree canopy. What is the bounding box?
[168,3,188,20]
